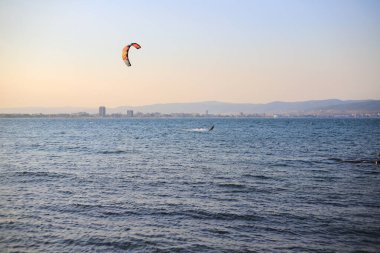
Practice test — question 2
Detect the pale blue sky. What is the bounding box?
[0,0,379,107]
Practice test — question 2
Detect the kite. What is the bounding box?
[122,43,141,67]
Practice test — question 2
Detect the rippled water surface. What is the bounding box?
[1,118,379,252]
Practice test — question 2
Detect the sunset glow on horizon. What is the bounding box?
[1,0,379,108]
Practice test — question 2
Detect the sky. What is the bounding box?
[0,0,379,108]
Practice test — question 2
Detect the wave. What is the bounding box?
[216,183,246,189]
[249,175,272,180]
[186,128,210,132]
[328,158,380,165]
[151,208,263,222]
[12,171,72,179]
[98,150,129,154]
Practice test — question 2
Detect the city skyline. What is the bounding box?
[0,99,378,116]
[1,0,379,108]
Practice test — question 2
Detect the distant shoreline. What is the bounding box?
[1,99,379,116]
[0,113,379,119]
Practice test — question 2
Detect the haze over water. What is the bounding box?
[1,118,379,252]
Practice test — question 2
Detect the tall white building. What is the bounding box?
[99,106,106,117]
[127,110,133,117]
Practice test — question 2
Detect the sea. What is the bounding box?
[0,118,379,252]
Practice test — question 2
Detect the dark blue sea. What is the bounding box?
[0,118,379,252]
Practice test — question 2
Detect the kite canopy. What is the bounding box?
[122,43,141,67]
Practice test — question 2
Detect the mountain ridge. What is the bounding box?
[0,99,379,115]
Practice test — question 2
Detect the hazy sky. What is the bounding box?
[0,0,379,107]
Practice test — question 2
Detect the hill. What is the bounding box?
[1,99,379,115]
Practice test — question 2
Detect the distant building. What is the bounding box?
[127,110,133,117]
[99,106,106,117]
